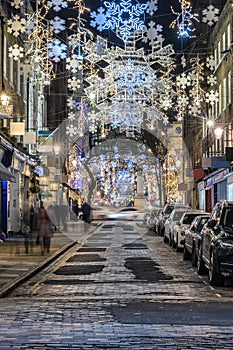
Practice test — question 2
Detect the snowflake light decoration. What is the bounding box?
[11,0,23,9]
[202,5,219,26]
[142,21,164,47]
[68,111,76,121]
[90,7,110,31]
[146,0,158,16]
[170,0,199,38]
[47,0,68,12]
[206,55,215,71]
[8,44,24,61]
[66,55,83,73]
[7,15,26,37]
[116,58,146,95]
[49,16,65,34]
[177,93,189,107]
[47,38,67,62]
[188,103,201,116]
[68,77,82,91]
[66,123,78,138]
[205,90,219,105]
[207,74,217,86]
[103,0,148,41]
[176,72,191,89]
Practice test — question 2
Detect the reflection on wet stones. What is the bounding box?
[125,257,173,282]
[45,279,95,285]
[54,265,105,275]
[123,242,148,249]
[78,247,106,252]
[67,254,106,263]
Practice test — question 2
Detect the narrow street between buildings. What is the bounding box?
[0,220,233,349]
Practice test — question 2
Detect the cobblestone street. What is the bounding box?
[0,221,233,349]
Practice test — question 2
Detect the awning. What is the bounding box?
[0,163,16,182]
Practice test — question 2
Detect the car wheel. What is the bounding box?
[168,232,172,246]
[191,245,197,267]
[197,244,208,275]
[176,234,182,252]
[209,251,225,286]
[172,236,176,248]
[183,243,191,260]
[163,233,168,243]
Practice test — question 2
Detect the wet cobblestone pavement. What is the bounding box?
[0,221,233,349]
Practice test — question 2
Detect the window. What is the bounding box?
[218,41,221,64]
[17,59,21,95]
[223,77,226,110]
[218,84,222,114]
[227,23,231,49]
[222,32,226,53]
[228,71,232,105]
[10,57,13,87]
[214,48,217,67]
[3,35,7,80]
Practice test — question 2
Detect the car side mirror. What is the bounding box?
[207,219,216,228]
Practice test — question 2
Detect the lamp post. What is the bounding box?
[213,126,223,155]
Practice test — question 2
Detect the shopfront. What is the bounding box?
[227,172,233,200]
[198,168,229,212]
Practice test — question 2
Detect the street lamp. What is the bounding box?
[0,90,10,106]
[213,126,224,140]
[53,144,61,156]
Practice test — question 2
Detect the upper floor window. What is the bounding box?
[10,57,13,87]
[227,23,231,49]
[218,83,222,115]
[223,77,227,110]
[3,35,7,80]
[218,41,221,64]
[228,71,231,105]
[222,32,226,53]
[17,59,21,96]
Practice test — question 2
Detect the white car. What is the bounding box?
[164,208,189,245]
[173,211,205,251]
[106,207,144,221]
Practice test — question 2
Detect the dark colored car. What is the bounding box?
[183,214,210,266]
[197,200,233,286]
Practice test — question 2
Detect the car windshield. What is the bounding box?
[164,205,174,214]
[197,217,209,231]
[173,211,185,221]
[182,213,200,225]
[222,208,233,229]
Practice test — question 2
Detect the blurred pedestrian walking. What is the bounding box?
[38,203,54,255]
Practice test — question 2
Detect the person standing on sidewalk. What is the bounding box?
[81,200,92,232]
[38,203,53,255]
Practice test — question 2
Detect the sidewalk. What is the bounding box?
[0,227,76,298]
[0,220,100,298]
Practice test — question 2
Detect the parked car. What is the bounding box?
[156,203,190,236]
[146,207,162,231]
[183,214,210,266]
[164,208,189,245]
[197,200,233,286]
[173,211,205,251]
[105,207,144,220]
